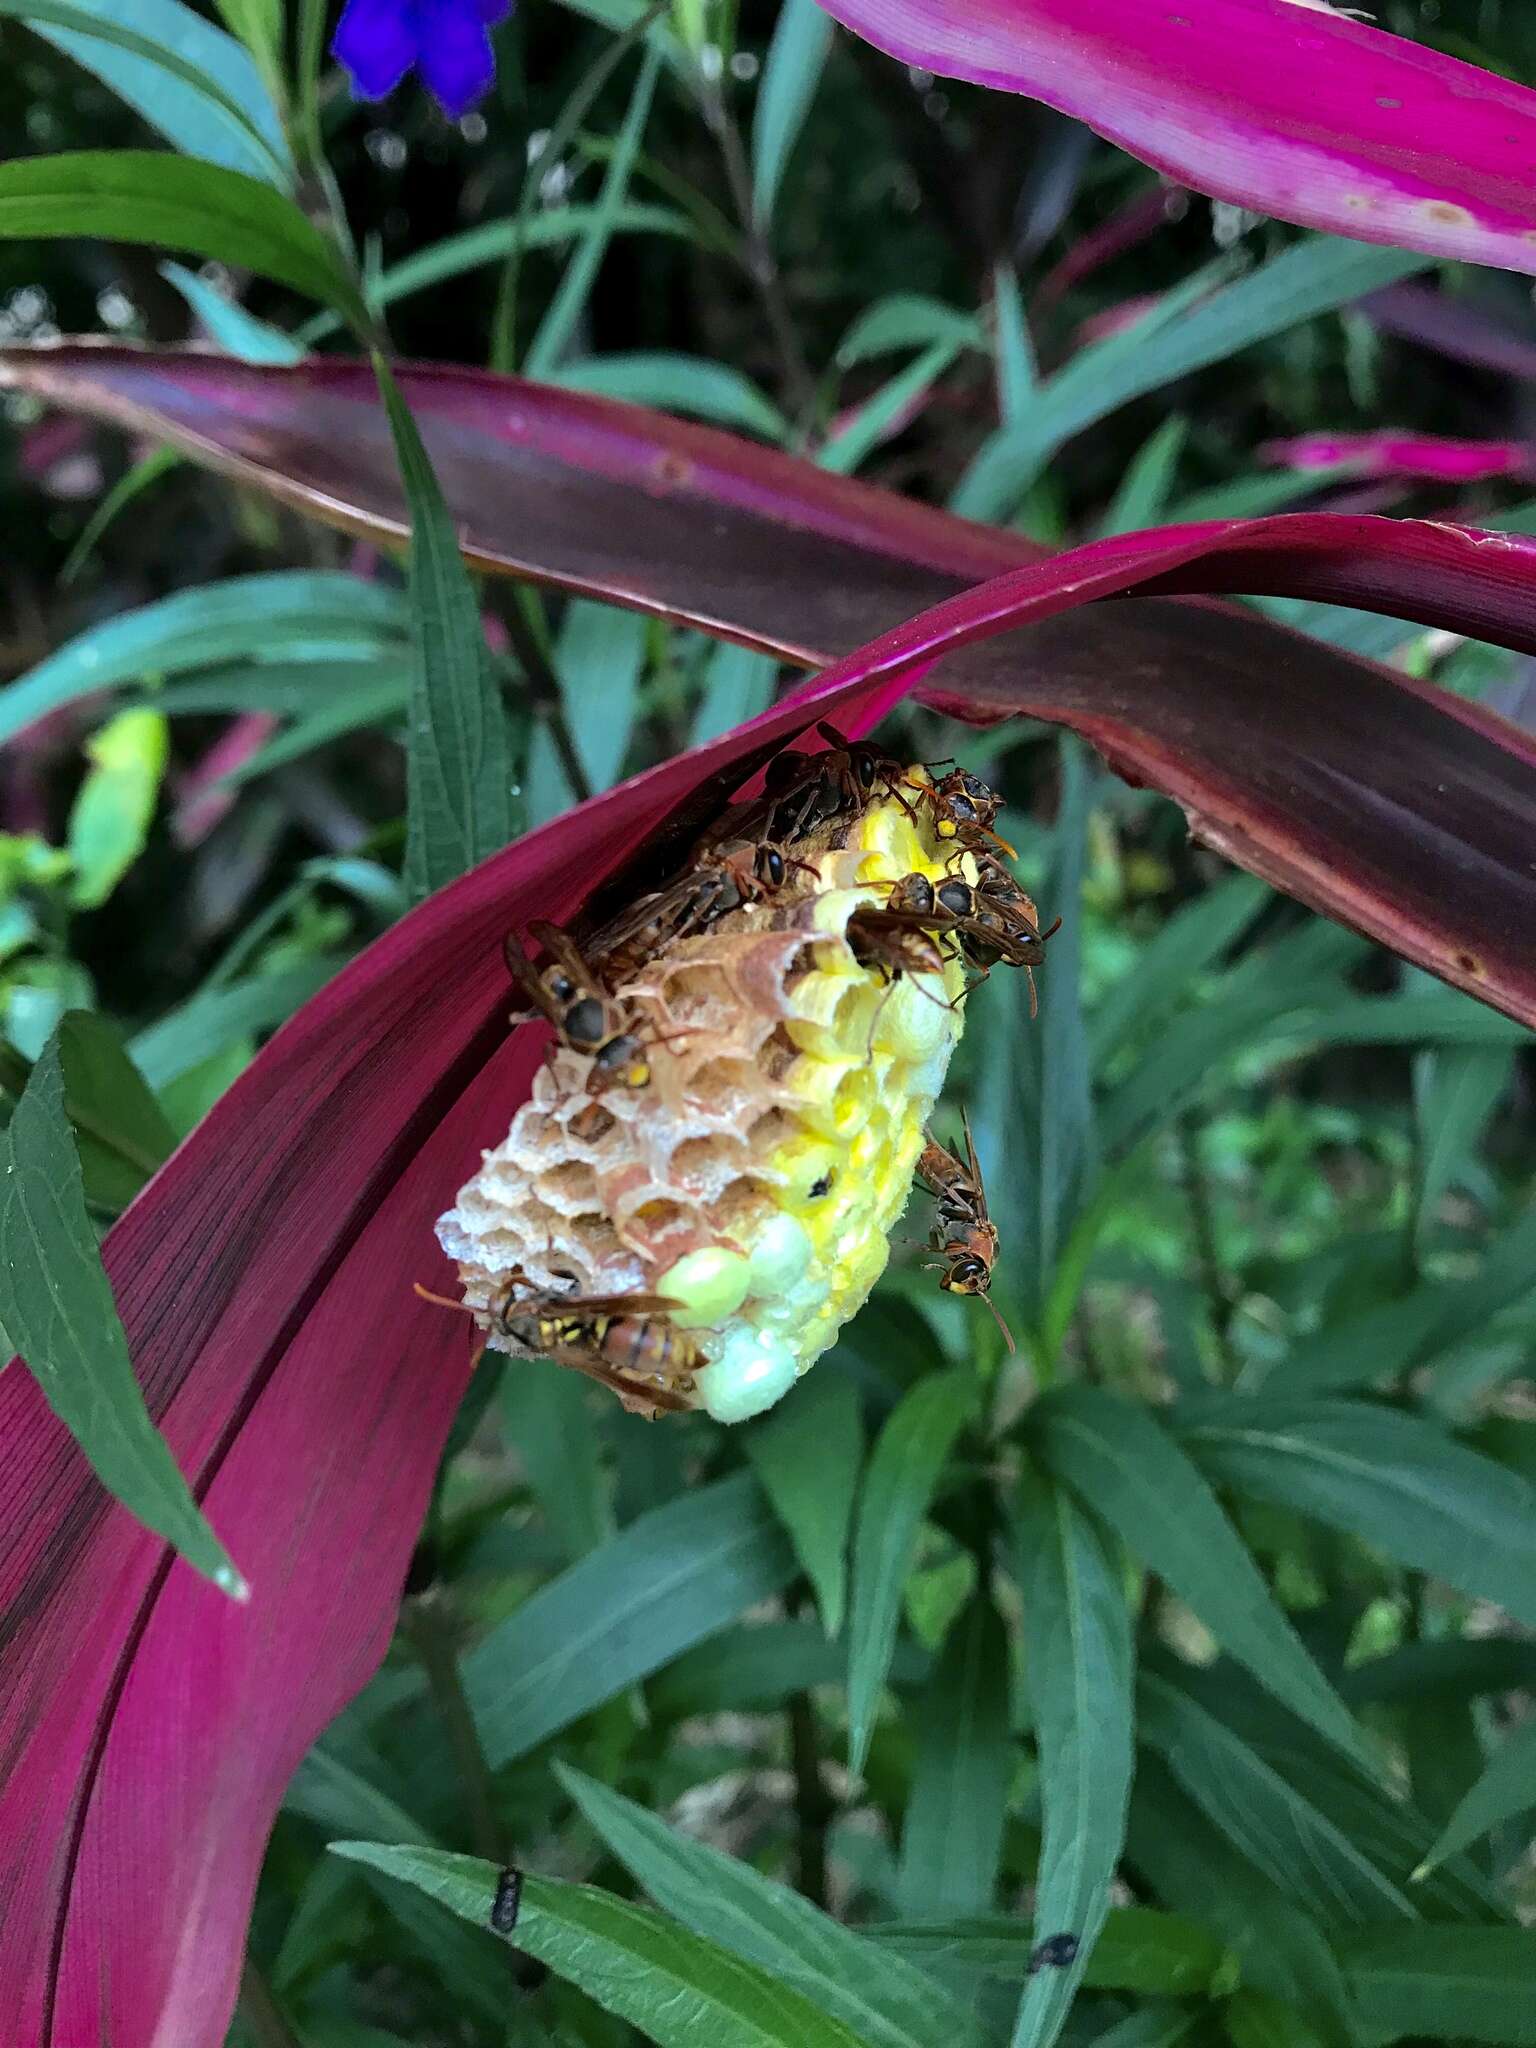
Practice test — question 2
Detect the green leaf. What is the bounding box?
[525,45,663,376]
[1137,1675,1414,1926]
[0,152,360,316]
[868,1905,1225,1997]
[649,1619,862,1717]
[0,571,406,749]
[847,1369,972,1774]
[752,0,833,227]
[837,294,984,365]
[1340,1925,1536,2046]
[977,740,1094,1325]
[1340,1637,1536,1707]
[159,259,304,362]
[329,1847,870,2048]
[558,1766,982,2048]
[1089,872,1267,1071]
[0,1026,243,1594]
[66,707,167,909]
[991,262,1036,419]
[952,237,1424,517]
[553,598,647,792]
[1174,1395,1536,1629]
[374,363,519,901]
[691,640,779,746]
[1270,1209,1536,1395]
[746,1368,863,1636]
[461,1471,795,1765]
[500,1365,613,1564]
[1098,416,1188,537]
[896,1588,1012,1919]
[213,680,410,787]
[1126,1755,1357,2048]
[1089,2013,1197,2048]
[53,1008,175,1212]
[1413,1710,1536,1879]
[1011,1476,1135,2048]
[285,1740,440,1850]
[1032,1386,1370,1770]
[1223,1989,1327,2048]
[129,957,345,1090]
[553,353,790,439]
[1412,1041,1513,1247]
[819,341,960,474]
[8,0,290,186]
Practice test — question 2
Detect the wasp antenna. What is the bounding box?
[985,1291,1017,1354]
[1025,967,1040,1022]
[413,1280,479,1316]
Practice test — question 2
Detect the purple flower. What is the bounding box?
[333,0,512,118]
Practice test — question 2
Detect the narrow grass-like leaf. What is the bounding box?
[1126,1757,1356,2048]
[952,238,1423,517]
[0,1028,243,1594]
[1340,1925,1536,2046]
[1032,1386,1369,1769]
[160,259,304,363]
[129,957,345,1089]
[691,639,778,745]
[869,1905,1224,1997]
[214,681,409,786]
[1412,1043,1511,1246]
[1341,1637,1536,1706]
[992,262,1035,418]
[1089,872,1268,1069]
[847,1369,972,1774]
[330,1846,869,2048]
[1089,2014,1196,2048]
[1164,465,1359,520]
[554,353,790,439]
[559,1766,982,2048]
[1413,1712,1536,1880]
[819,340,960,474]
[1175,1395,1536,1628]
[1269,1208,1536,1395]
[1137,1675,1413,1927]
[896,1588,1012,1918]
[648,1619,857,1717]
[554,599,647,792]
[0,571,406,748]
[375,363,518,900]
[1011,1475,1135,2048]
[837,294,984,365]
[500,1366,613,1564]
[525,46,662,377]
[1221,1989,1324,2048]
[462,1471,794,1764]
[1098,417,1188,537]
[752,0,834,226]
[746,1368,863,1636]
[0,152,358,315]
[10,0,290,185]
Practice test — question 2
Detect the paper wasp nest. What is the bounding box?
[437,777,979,1423]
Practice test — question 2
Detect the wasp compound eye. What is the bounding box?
[756,845,786,887]
[937,879,973,916]
[562,996,608,1047]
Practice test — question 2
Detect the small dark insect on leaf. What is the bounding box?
[490,1865,523,1935]
[1028,1932,1080,1973]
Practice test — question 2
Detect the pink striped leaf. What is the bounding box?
[813,0,1536,276]
[1263,433,1535,485]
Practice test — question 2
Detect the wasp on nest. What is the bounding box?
[428,731,1052,1422]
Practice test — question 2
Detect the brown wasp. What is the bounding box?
[846,906,951,987]
[909,765,1016,857]
[763,723,905,843]
[415,1273,701,1414]
[585,829,815,983]
[916,1111,1014,1350]
[875,869,1057,1015]
[504,920,658,1090]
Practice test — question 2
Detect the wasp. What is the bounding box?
[504,920,655,1087]
[586,830,814,984]
[762,723,906,843]
[916,1112,1014,1350]
[415,1275,701,1415]
[490,1867,523,1935]
[845,906,952,985]
[909,765,1016,856]
[874,871,1056,1015]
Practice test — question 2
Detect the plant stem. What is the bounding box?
[238,1959,301,2048]
[699,78,818,434]
[1177,1111,1238,1378]
[788,1689,834,1909]
[405,1594,504,1865]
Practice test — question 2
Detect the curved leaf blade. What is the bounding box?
[329,1847,870,2048]
[9,347,1536,1027]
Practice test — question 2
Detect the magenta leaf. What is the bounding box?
[1263,432,1533,485]
[6,490,1536,2041]
[813,0,1536,276]
[4,346,1536,1021]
